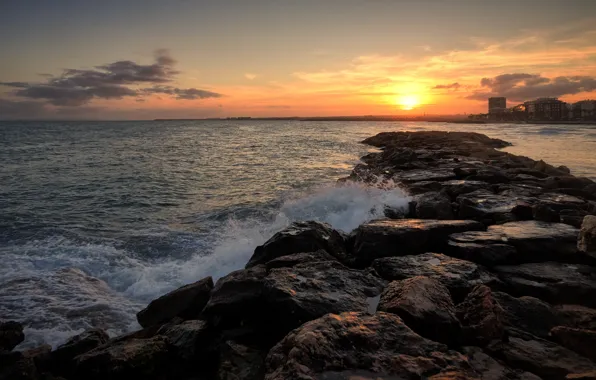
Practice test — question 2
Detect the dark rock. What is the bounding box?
[550,326,596,362]
[441,180,492,198]
[568,372,596,380]
[511,202,534,220]
[486,330,596,380]
[534,160,572,177]
[264,311,472,380]
[533,203,561,223]
[493,292,559,339]
[585,183,596,195]
[218,341,265,380]
[457,190,533,224]
[47,329,109,376]
[447,240,517,267]
[453,166,478,178]
[560,209,589,228]
[414,191,455,219]
[405,180,443,195]
[578,215,596,255]
[0,351,38,380]
[462,346,542,380]
[467,169,511,184]
[74,336,175,380]
[558,166,572,174]
[396,168,457,183]
[494,262,596,307]
[544,176,594,190]
[264,250,337,269]
[372,252,498,302]
[349,219,484,267]
[246,221,347,268]
[456,285,505,346]
[554,304,596,330]
[378,276,461,345]
[0,321,24,352]
[137,276,214,328]
[539,192,587,212]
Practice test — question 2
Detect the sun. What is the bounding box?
[397,95,420,110]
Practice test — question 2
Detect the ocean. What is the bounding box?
[1,120,595,348]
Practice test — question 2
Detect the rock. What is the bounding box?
[405,180,443,195]
[204,261,385,346]
[578,215,596,255]
[457,190,533,224]
[264,312,472,380]
[467,168,511,184]
[559,209,588,228]
[396,168,457,183]
[568,372,596,380]
[377,276,461,345]
[585,183,596,195]
[493,292,559,339]
[447,239,517,267]
[246,221,347,268]
[494,262,596,307]
[533,203,561,223]
[47,329,109,376]
[558,166,572,174]
[74,336,175,380]
[218,341,265,380]
[456,285,505,346]
[550,326,596,362]
[448,221,581,265]
[157,320,218,373]
[554,304,596,330]
[534,160,571,177]
[414,191,455,219]
[486,329,596,380]
[441,180,492,198]
[0,351,39,380]
[462,346,542,380]
[264,250,338,269]
[544,176,594,190]
[137,276,214,328]
[0,321,24,352]
[539,192,587,212]
[349,219,484,267]
[511,202,534,220]
[372,253,498,302]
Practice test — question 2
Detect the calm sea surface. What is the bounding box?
[1,120,595,347]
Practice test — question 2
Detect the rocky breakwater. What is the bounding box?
[3,131,596,380]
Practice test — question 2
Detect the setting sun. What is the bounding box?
[397,95,420,110]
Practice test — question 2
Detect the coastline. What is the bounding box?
[3,130,596,379]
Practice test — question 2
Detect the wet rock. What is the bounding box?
[550,326,596,362]
[538,192,587,213]
[467,168,511,184]
[447,239,517,267]
[554,304,596,330]
[377,276,460,345]
[264,250,337,269]
[218,341,265,380]
[578,215,596,255]
[511,202,534,220]
[137,276,214,328]
[533,203,561,223]
[264,311,471,380]
[560,209,589,228]
[457,190,533,224]
[534,160,571,177]
[486,330,596,380]
[544,176,594,190]
[558,166,572,174]
[372,252,498,302]
[456,285,505,346]
[493,292,559,339]
[349,219,484,267]
[585,183,596,196]
[246,221,347,268]
[462,346,542,380]
[405,180,443,195]
[47,329,109,376]
[0,321,24,352]
[74,336,174,380]
[396,168,457,184]
[413,191,455,219]
[441,179,492,198]
[494,262,596,307]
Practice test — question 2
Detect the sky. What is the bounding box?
[1,0,596,120]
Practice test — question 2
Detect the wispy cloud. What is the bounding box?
[244,73,257,80]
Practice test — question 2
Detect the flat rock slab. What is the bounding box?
[449,221,580,265]
[349,219,484,267]
[396,168,457,183]
[493,292,560,339]
[372,252,498,302]
[494,262,596,307]
[457,190,534,223]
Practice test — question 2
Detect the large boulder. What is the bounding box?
[218,341,265,380]
[550,326,596,362]
[578,215,596,255]
[554,304,596,331]
[372,252,498,302]
[456,285,505,346]
[136,276,214,328]
[246,221,347,268]
[264,250,338,269]
[456,190,532,224]
[377,276,461,345]
[493,292,559,339]
[349,219,484,267]
[462,346,542,380]
[413,191,455,219]
[47,329,109,376]
[264,311,472,380]
[494,262,596,307]
[0,321,24,352]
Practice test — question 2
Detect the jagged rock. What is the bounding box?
[486,330,596,380]
[554,304,596,330]
[533,203,561,223]
[493,292,559,339]
[47,329,109,376]
[264,250,337,269]
[448,221,581,265]
[349,219,484,267]
[218,341,265,380]
[74,336,175,380]
[0,321,24,352]
[246,221,347,268]
[462,346,542,380]
[414,191,455,219]
[372,252,497,302]
[456,285,505,346]
[457,190,533,224]
[494,262,596,307]
[264,312,472,380]
[377,276,460,345]
[137,276,214,328]
[578,215,596,255]
[203,261,385,346]
[550,326,596,362]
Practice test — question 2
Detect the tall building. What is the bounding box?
[524,98,567,120]
[488,97,507,114]
[572,100,596,120]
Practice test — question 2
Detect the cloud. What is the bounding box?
[468,73,596,102]
[245,73,257,80]
[0,49,221,107]
[0,99,48,118]
[432,82,460,90]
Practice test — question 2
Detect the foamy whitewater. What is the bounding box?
[1,120,595,348]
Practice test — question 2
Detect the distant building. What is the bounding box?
[488,97,507,115]
[572,100,596,120]
[524,98,567,120]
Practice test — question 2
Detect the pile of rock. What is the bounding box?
[3,131,596,380]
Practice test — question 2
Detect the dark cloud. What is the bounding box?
[0,99,49,119]
[468,73,596,102]
[432,82,460,90]
[0,49,221,107]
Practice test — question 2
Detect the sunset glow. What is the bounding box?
[397,95,421,110]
